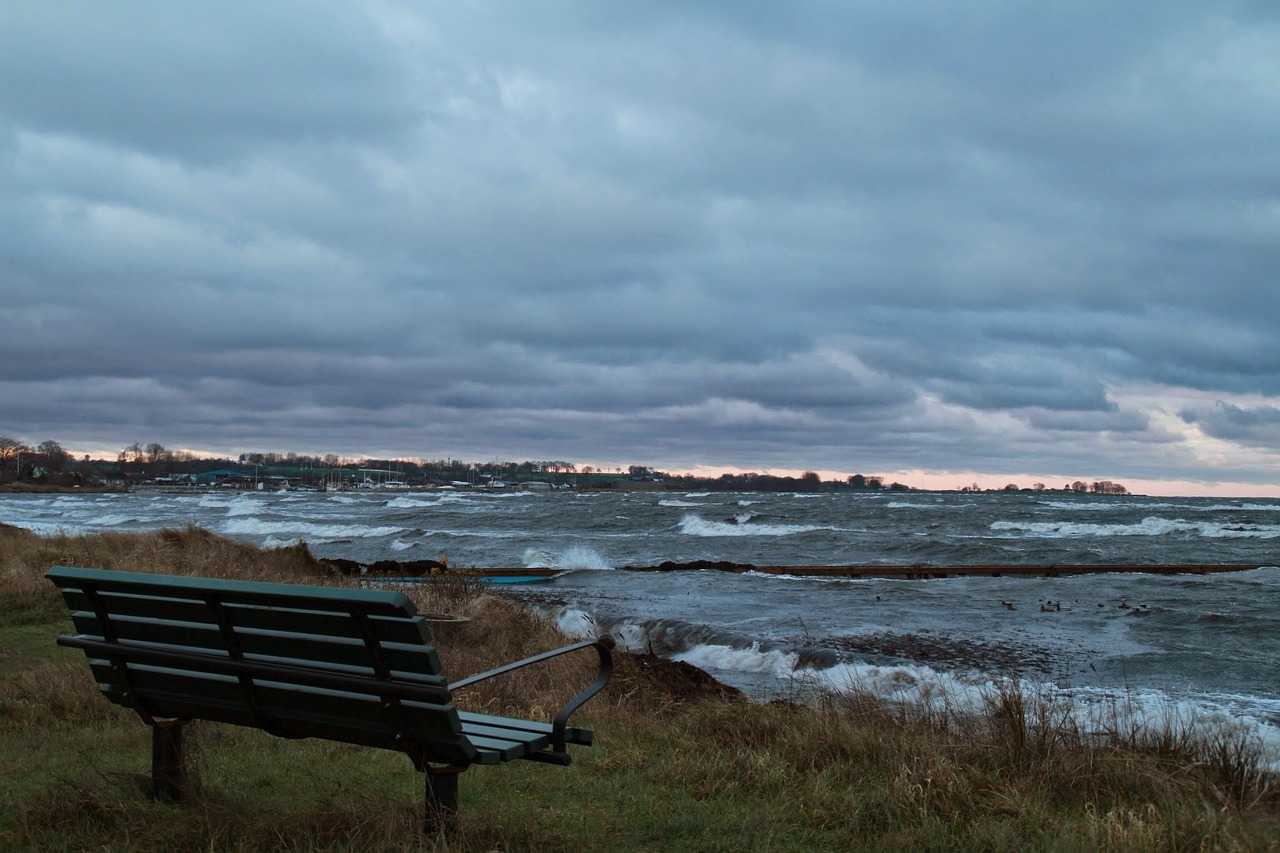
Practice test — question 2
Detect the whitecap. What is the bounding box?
[554,608,601,639]
[522,545,613,571]
[261,536,305,549]
[991,516,1280,539]
[678,512,834,538]
[676,641,802,676]
[219,518,405,538]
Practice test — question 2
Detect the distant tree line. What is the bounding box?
[0,434,1125,495]
[961,479,1129,495]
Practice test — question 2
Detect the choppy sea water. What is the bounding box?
[4,488,1279,769]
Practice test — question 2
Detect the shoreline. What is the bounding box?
[330,556,1273,580]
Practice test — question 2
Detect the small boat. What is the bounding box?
[473,572,564,584]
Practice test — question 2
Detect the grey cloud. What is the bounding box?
[0,3,412,161]
[3,2,1279,491]
[1182,403,1280,449]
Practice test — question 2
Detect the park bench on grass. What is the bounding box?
[47,566,615,831]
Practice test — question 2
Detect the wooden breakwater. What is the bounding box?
[622,558,1269,578]
[447,563,1270,580]
[360,558,1269,578]
[722,563,1268,579]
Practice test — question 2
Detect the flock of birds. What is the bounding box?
[997,598,1153,615]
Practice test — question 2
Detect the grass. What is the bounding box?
[1,522,1277,850]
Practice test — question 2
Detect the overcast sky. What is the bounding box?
[3,2,1278,495]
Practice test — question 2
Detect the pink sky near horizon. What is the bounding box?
[56,444,1280,499]
[679,465,1280,499]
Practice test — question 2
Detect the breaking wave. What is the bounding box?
[521,545,613,571]
[386,494,475,508]
[991,516,1280,539]
[678,513,836,538]
[542,609,1280,773]
[219,518,405,539]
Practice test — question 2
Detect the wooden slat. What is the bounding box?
[68,614,442,674]
[58,589,431,645]
[459,728,547,763]
[69,638,451,704]
[458,711,594,747]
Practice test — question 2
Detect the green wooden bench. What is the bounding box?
[47,566,614,830]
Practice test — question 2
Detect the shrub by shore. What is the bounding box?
[1,523,1277,851]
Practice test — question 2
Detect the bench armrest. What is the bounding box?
[449,635,615,755]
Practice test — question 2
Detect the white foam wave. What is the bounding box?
[659,499,704,507]
[818,660,1280,773]
[522,545,613,571]
[991,516,1280,539]
[622,635,1280,773]
[678,513,834,538]
[553,607,603,639]
[225,497,268,517]
[219,518,405,538]
[196,495,238,509]
[1039,500,1143,511]
[1206,503,1280,512]
[677,642,803,676]
[390,539,416,551]
[386,494,474,508]
[261,536,305,549]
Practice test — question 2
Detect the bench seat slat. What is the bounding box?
[60,589,431,645]
[457,710,594,747]
[69,613,442,674]
[462,731,547,763]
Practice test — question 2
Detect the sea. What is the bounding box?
[4,487,1279,769]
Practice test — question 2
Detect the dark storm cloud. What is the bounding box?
[2,2,1278,492]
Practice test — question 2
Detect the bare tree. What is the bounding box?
[37,440,69,474]
[1,435,27,480]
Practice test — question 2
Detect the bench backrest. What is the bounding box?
[47,566,478,767]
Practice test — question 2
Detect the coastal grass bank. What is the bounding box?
[1,524,1277,850]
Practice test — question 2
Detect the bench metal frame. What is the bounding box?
[47,566,614,831]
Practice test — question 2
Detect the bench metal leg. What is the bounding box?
[150,720,187,803]
[423,767,461,832]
